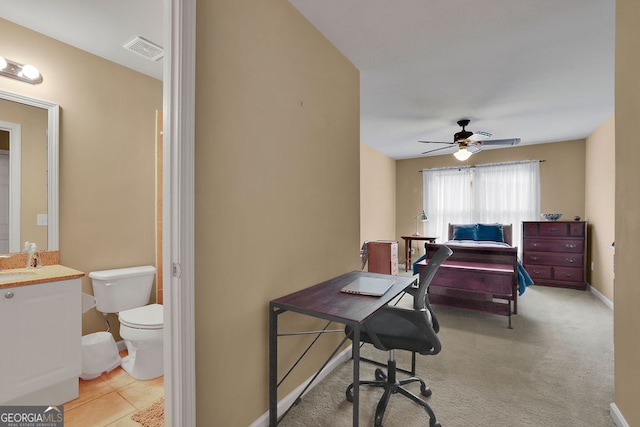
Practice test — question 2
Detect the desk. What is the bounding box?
[269,271,416,426]
[400,235,437,272]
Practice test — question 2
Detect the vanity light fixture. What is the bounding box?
[0,55,43,84]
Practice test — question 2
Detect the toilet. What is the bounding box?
[89,265,163,380]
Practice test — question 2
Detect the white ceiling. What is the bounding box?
[0,0,163,80]
[290,0,615,159]
[1,1,614,160]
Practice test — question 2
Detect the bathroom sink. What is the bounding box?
[0,271,36,282]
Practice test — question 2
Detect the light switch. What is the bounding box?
[37,214,48,226]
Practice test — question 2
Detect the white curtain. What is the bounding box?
[422,161,540,250]
[422,167,472,241]
[472,161,540,252]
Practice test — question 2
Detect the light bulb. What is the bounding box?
[20,64,40,80]
[453,147,472,161]
[0,56,7,70]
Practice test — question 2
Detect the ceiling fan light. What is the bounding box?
[0,56,7,70]
[454,147,472,161]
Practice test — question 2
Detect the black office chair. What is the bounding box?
[345,245,453,427]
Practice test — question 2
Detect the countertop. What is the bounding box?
[0,265,85,289]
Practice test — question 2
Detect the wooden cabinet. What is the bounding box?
[0,278,82,404]
[367,240,398,275]
[522,221,587,290]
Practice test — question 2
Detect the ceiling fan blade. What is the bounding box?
[422,145,456,155]
[467,131,492,142]
[418,140,456,145]
[480,138,521,146]
[467,145,482,153]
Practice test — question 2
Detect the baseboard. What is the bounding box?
[249,346,352,427]
[610,403,630,427]
[588,283,613,310]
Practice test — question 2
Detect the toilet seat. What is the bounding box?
[119,303,163,330]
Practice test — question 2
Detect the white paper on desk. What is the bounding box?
[340,277,395,296]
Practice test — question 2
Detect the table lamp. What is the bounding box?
[413,210,429,236]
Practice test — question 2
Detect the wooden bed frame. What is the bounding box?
[416,224,519,328]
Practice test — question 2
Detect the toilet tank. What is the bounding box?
[89,265,156,313]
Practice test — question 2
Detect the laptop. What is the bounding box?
[340,276,396,297]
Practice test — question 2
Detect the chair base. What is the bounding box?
[346,359,440,427]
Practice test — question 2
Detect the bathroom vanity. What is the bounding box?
[0,265,84,405]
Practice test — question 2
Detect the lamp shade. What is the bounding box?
[453,147,472,161]
[413,210,429,235]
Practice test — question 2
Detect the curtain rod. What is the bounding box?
[418,159,545,173]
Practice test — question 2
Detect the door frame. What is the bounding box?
[0,121,21,252]
[164,0,196,425]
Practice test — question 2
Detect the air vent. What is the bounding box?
[123,36,164,61]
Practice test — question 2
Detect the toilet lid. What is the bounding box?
[119,304,163,329]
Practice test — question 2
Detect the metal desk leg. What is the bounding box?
[352,326,360,427]
[269,304,279,426]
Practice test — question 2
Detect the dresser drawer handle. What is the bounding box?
[530,256,540,261]
[533,270,543,274]
[548,227,557,232]
[5,291,14,299]
[566,258,576,263]
[564,272,574,277]
[531,243,540,247]
[566,244,577,248]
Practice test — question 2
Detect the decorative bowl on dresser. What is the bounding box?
[522,221,587,290]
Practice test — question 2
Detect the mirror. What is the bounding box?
[0,89,58,253]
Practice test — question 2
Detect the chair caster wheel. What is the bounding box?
[375,368,386,381]
[421,384,432,397]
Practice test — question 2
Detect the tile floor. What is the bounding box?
[63,351,164,427]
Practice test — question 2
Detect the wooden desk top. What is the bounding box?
[271,271,416,325]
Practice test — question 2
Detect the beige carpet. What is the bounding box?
[279,285,615,427]
[131,397,164,427]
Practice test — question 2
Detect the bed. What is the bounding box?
[415,223,533,328]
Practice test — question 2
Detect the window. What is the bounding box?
[422,161,540,250]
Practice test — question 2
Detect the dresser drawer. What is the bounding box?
[523,223,538,236]
[524,239,584,253]
[538,222,568,236]
[569,222,585,237]
[524,265,553,280]
[553,266,584,283]
[523,252,583,267]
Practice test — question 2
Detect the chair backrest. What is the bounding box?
[412,245,452,341]
[414,245,452,311]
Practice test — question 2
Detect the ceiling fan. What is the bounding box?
[419,119,521,160]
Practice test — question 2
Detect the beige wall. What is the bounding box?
[614,0,640,424]
[0,100,48,249]
[395,140,586,264]
[0,19,162,338]
[360,144,396,242]
[585,115,615,301]
[194,1,360,425]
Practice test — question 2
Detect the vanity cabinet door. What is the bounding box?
[0,279,81,404]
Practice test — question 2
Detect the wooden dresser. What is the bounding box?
[522,221,587,290]
[367,240,399,275]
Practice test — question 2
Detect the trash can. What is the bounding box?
[80,332,121,380]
